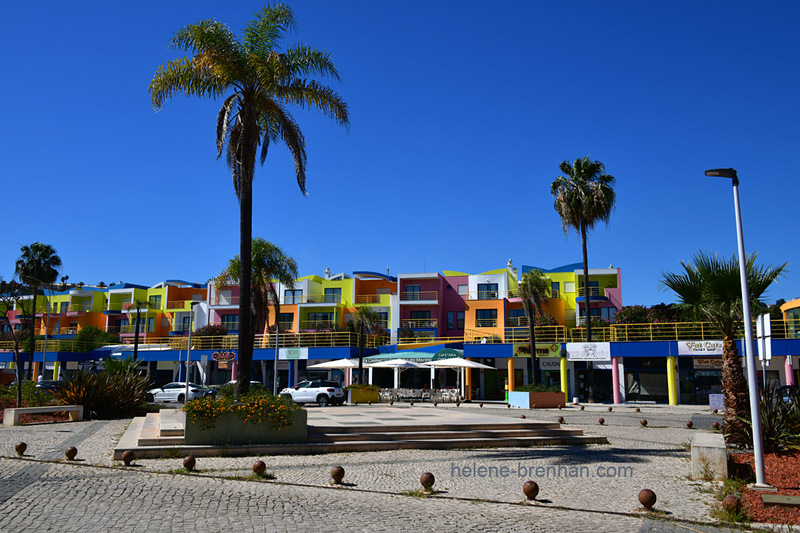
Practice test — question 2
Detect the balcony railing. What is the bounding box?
[475,319,498,328]
[67,303,92,313]
[577,287,611,297]
[210,296,239,306]
[107,325,154,334]
[400,291,438,301]
[400,318,438,328]
[297,294,342,304]
[166,300,194,310]
[214,321,240,332]
[299,320,337,330]
[467,290,521,300]
[354,294,383,304]
[465,326,567,344]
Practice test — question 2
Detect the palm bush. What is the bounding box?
[54,367,150,419]
[740,384,800,452]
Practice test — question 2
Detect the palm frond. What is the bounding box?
[277,79,350,129]
[242,4,296,57]
[284,45,342,82]
[216,94,239,158]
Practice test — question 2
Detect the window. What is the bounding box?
[405,284,421,300]
[182,316,191,331]
[147,317,154,332]
[551,282,560,299]
[221,314,239,331]
[410,310,432,327]
[61,302,70,313]
[148,295,162,309]
[279,313,294,329]
[284,289,303,304]
[324,288,341,303]
[307,312,334,328]
[447,311,455,330]
[477,283,499,300]
[456,311,465,330]
[508,308,526,326]
[457,284,468,296]
[476,309,498,327]
[377,312,389,328]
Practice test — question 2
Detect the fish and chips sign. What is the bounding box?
[513,343,561,358]
[678,340,723,356]
[566,342,611,362]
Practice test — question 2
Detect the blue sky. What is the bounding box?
[2,1,799,307]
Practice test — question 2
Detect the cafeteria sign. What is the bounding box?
[678,341,723,356]
[279,347,308,360]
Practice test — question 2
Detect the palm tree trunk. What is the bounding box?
[26,284,38,381]
[580,224,595,402]
[529,320,539,386]
[721,337,750,443]
[357,324,364,385]
[133,307,141,361]
[236,104,258,397]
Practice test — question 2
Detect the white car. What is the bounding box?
[146,382,212,403]
[280,380,345,407]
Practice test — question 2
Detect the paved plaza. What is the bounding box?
[0,403,764,532]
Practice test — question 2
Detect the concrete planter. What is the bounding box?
[184,409,307,446]
[347,389,380,404]
[508,391,565,409]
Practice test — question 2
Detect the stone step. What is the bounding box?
[307,422,561,435]
[308,428,585,443]
[159,409,185,437]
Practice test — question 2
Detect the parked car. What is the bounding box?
[35,379,62,394]
[146,382,213,403]
[280,380,344,407]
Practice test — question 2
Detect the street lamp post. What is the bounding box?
[184,301,201,403]
[705,167,768,487]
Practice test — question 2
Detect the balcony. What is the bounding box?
[399,291,438,302]
[577,287,611,298]
[354,294,383,304]
[475,318,498,328]
[67,303,92,313]
[298,294,342,304]
[210,295,240,306]
[108,325,154,334]
[400,318,438,329]
[166,300,195,310]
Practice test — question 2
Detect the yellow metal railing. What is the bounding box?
[401,318,438,328]
[400,291,438,301]
[464,326,567,344]
[67,303,92,313]
[354,294,384,304]
[299,320,337,330]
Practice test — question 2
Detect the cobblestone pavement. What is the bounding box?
[0,404,769,532]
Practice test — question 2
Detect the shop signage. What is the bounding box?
[538,358,562,370]
[693,357,724,370]
[678,340,723,356]
[279,347,308,360]
[212,350,237,362]
[566,342,611,362]
[513,343,561,358]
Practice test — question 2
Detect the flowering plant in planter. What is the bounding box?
[183,393,300,430]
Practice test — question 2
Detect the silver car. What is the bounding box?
[146,382,211,403]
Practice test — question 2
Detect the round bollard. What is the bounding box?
[722,494,741,513]
[65,446,78,461]
[608,406,613,412]
[640,419,648,427]
[520,415,526,419]
[557,416,565,424]
[121,450,136,466]
[420,472,435,491]
[15,442,27,456]
[638,488,657,509]
[253,460,267,476]
[331,465,345,484]
[686,421,694,429]
[523,480,539,501]
[635,407,641,412]
[712,422,721,431]
[479,403,484,408]
[598,417,605,425]
[580,405,585,411]
[183,455,196,471]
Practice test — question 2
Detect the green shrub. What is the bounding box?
[72,326,120,352]
[4,381,52,406]
[513,384,562,393]
[739,384,800,452]
[53,367,150,419]
[184,392,299,430]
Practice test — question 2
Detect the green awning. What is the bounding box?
[364,351,437,363]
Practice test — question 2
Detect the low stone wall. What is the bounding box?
[184,409,307,446]
[508,391,566,409]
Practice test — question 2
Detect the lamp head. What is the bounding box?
[705,168,738,185]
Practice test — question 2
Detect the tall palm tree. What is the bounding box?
[351,306,381,384]
[150,4,348,396]
[15,242,62,380]
[215,238,298,393]
[551,157,615,402]
[519,269,550,386]
[661,251,785,440]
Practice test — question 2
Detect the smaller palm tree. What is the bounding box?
[351,306,382,384]
[215,238,298,395]
[518,269,550,386]
[661,251,785,439]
